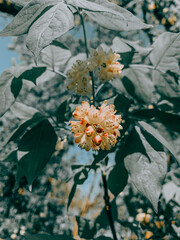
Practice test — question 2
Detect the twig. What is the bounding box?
[101,170,118,240]
[77,8,96,106]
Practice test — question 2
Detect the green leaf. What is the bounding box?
[124,126,167,212]
[108,161,128,197]
[11,77,23,99]
[95,198,117,229]
[83,0,152,31]
[114,94,131,116]
[7,112,45,144]
[138,121,180,164]
[94,237,113,240]
[150,32,180,74]
[10,102,38,120]
[0,66,45,117]
[152,71,180,98]
[76,216,97,239]
[56,99,71,123]
[1,150,17,162]
[19,67,46,84]
[51,40,69,50]
[26,2,74,61]
[25,234,74,240]
[156,110,180,132]
[0,68,22,117]
[41,45,71,70]
[67,183,77,210]
[122,67,157,103]
[17,119,57,184]
[0,0,59,36]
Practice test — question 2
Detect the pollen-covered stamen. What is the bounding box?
[86,126,94,137]
[93,135,102,146]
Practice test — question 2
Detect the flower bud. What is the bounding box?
[93,135,102,146]
[86,126,94,137]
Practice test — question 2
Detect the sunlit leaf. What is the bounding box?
[10,102,38,120]
[26,2,74,61]
[139,121,179,164]
[0,0,60,36]
[124,126,167,212]
[122,66,158,103]
[150,32,180,74]
[83,0,152,31]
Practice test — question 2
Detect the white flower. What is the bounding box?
[70,101,123,151]
[65,60,92,96]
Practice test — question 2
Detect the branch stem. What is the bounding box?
[78,9,95,106]
[101,170,118,240]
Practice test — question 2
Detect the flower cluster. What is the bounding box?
[69,101,123,151]
[89,46,124,83]
[65,47,123,95]
[66,60,92,96]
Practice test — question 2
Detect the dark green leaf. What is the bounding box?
[19,67,46,84]
[108,161,128,197]
[26,2,74,61]
[74,168,88,185]
[120,51,134,67]
[11,77,22,98]
[67,183,77,210]
[0,0,59,36]
[94,237,113,240]
[56,99,71,123]
[76,216,97,239]
[25,234,74,240]
[7,112,45,144]
[156,110,180,132]
[114,94,131,116]
[17,119,57,184]
[138,121,179,164]
[2,150,17,162]
[95,198,117,229]
[51,40,69,50]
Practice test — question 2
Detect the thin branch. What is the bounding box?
[77,8,96,106]
[101,170,118,240]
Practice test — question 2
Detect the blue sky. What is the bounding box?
[0,14,20,75]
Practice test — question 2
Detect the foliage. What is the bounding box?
[0,0,180,239]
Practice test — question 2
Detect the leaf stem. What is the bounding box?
[77,8,95,106]
[101,170,118,240]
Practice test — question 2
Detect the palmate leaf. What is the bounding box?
[0,0,60,36]
[17,119,57,184]
[124,126,167,212]
[150,32,180,74]
[80,0,152,31]
[26,2,74,62]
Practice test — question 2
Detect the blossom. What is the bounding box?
[69,101,123,151]
[89,46,124,83]
[65,60,92,96]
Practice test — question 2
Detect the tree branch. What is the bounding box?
[0,1,22,16]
